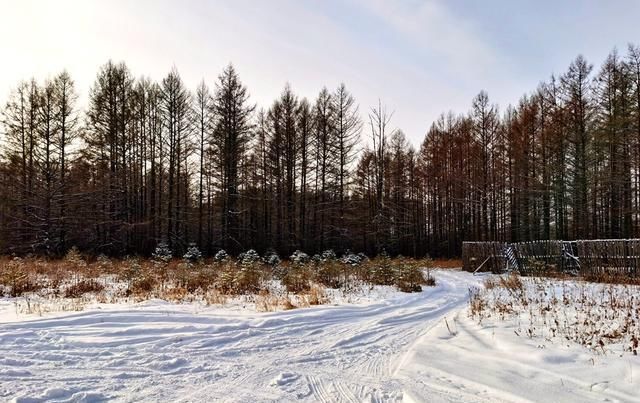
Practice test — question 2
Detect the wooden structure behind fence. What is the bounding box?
[462,239,640,276]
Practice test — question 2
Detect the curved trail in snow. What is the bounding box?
[0,270,480,402]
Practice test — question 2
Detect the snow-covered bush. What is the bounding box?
[152,242,173,263]
[311,250,343,288]
[395,263,425,292]
[290,250,310,265]
[239,249,260,265]
[321,249,337,261]
[214,249,229,262]
[282,252,312,292]
[341,251,362,266]
[183,243,203,262]
[263,249,281,267]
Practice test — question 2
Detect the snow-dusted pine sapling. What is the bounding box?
[311,254,322,264]
[212,249,231,290]
[152,242,173,264]
[313,249,342,288]
[234,249,262,294]
[183,243,203,263]
[321,249,337,262]
[263,249,281,267]
[394,261,425,293]
[217,262,236,294]
[341,250,362,266]
[65,246,87,270]
[120,257,143,291]
[423,268,436,286]
[282,250,311,290]
[371,253,395,285]
[260,249,283,279]
[283,261,312,293]
[214,249,229,262]
[240,249,260,265]
[290,250,310,265]
[64,246,89,285]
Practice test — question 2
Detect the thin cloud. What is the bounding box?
[0,0,638,146]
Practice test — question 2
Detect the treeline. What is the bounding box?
[422,46,640,255]
[0,63,414,257]
[1,45,640,258]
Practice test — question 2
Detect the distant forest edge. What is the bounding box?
[1,44,640,258]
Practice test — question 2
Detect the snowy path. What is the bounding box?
[0,271,478,402]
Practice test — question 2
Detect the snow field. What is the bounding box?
[1,270,639,402]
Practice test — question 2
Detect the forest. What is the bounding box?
[1,44,640,258]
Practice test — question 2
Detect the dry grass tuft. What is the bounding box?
[0,258,42,297]
[204,289,227,305]
[499,272,523,292]
[160,286,188,302]
[582,271,640,285]
[305,284,329,306]
[281,295,297,310]
[255,290,297,312]
[65,279,105,298]
[482,277,498,289]
[431,258,462,269]
[14,297,87,316]
[468,287,486,319]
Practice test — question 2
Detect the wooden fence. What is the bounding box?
[461,242,507,273]
[510,240,579,275]
[462,239,639,276]
[576,239,640,276]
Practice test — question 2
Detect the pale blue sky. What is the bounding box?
[1,0,638,145]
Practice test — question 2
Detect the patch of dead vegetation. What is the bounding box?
[470,274,640,356]
[0,250,437,313]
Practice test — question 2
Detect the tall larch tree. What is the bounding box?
[211,64,254,254]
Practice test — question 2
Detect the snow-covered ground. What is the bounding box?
[1,270,638,402]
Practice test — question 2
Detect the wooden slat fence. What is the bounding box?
[511,240,562,275]
[461,242,507,273]
[463,239,639,277]
[576,239,640,276]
